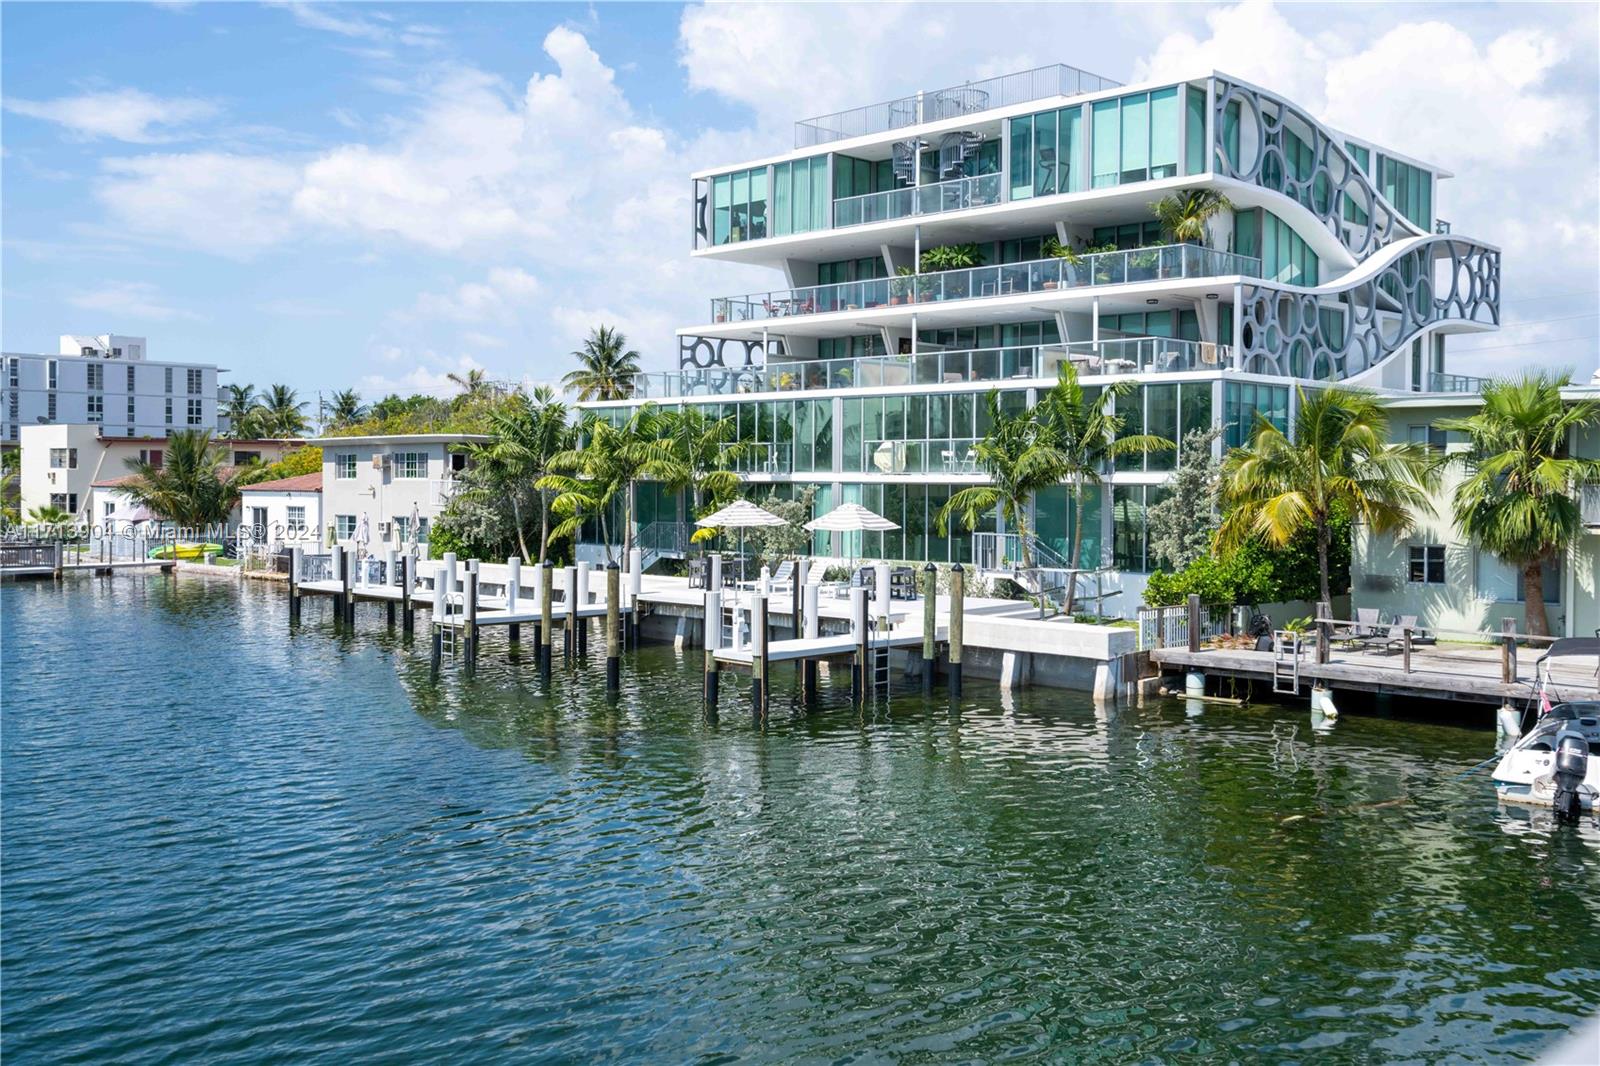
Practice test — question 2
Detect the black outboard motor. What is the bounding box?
[1552,728,1589,823]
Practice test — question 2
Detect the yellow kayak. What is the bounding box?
[148,542,224,560]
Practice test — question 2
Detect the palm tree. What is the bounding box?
[1217,386,1436,607]
[459,386,573,563]
[1435,372,1600,636]
[1151,189,1234,246]
[936,364,1170,611]
[256,384,308,437]
[563,325,641,402]
[447,368,490,401]
[26,504,71,526]
[222,383,261,437]
[539,404,675,564]
[328,388,366,429]
[656,406,754,544]
[119,429,242,528]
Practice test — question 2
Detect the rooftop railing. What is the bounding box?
[1425,371,1489,394]
[794,63,1122,148]
[709,244,1262,324]
[622,338,1237,400]
[832,171,1003,228]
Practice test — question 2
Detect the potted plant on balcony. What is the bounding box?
[1042,235,1083,289]
[889,267,914,306]
[919,243,985,300]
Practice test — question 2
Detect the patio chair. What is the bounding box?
[1364,614,1437,654]
[1334,607,1381,646]
[688,557,707,590]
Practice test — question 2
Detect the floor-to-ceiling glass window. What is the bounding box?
[1224,381,1290,449]
[1034,485,1103,569]
[709,166,769,244]
[1185,85,1206,174]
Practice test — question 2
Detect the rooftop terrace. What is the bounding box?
[793,63,1122,148]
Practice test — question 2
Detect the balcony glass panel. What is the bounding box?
[832,172,1003,228]
[709,244,1260,323]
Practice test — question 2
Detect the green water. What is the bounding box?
[3,574,1598,1062]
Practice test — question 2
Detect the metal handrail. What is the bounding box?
[710,244,1263,323]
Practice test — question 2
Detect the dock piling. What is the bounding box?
[922,562,937,693]
[949,564,964,699]
[802,581,819,707]
[576,560,591,655]
[703,589,722,718]
[627,548,643,648]
[288,546,302,625]
[430,573,445,680]
[464,564,479,673]
[606,562,621,693]
[564,566,578,662]
[1316,600,1332,664]
[331,545,345,624]
[850,586,869,705]
[1501,618,1517,683]
[539,560,554,679]
[752,594,769,719]
[400,554,413,633]
[506,555,521,642]
[1187,594,1201,653]
[710,553,722,594]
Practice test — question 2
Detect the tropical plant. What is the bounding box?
[1434,372,1600,636]
[1146,427,1222,571]
[918,243,985,272]
[936,363,1172,611]
[256,384,309,437]
[563,325,641,402]
[741,487,816,570]
[327,389,367,429]
[1041,236,1082,264]
[26,504,71,526]
[239,445,322,486]
[1,449,18,525]
[222,383,261,436]
[656,406,755,543]
[538,405,675,564]
[118,429,242,527]
[1151,189,1234,247]
[447,368,489,398]
[455,386,573,563]
[1145,512,1352,607]
[1216,386,1435,607]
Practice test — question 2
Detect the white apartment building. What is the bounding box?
[237,472,323,551]
[19,423,299,520]
[309,433,485,553]
[1,334,223,442]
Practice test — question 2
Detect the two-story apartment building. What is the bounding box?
[576,64,1501,612]
[309,434,485,553]
[2,334,224,443]
[20,423,298,520]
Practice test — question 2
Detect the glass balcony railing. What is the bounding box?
[832,172,1003,228]
[621,338,1236,400]
[863,438,983,476]
[794,63,1121,148]
[709,245,1262,323]
[1425,371,1487,394]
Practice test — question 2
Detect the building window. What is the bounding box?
[104,501,116,517]
[1408,544,1446,585]
[393,451,427,478]
[187,368,203,395]
[335,453,357,479]
[127,365,136,391]
[49,493,78,512]
[47,393,56,420]
[50,448,78,469]
[165,367,174,392]
[285,505,306,532]
[165,398,174,424]
[335,514,357,540]
[47,360,57,389]
[139,448,165,468]
[86,364,103,390]
[710,165,771,244]
[1407,424,1447,454]
[87,395,103,422]
[187,399,203,426]
[7,358,17,387]
[233,450,261,465]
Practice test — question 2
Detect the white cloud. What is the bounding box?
[96,152,302,258]
[411,266,540,322]
[68,281,202,321]
[357,354,486,398]
[5,89,218,143]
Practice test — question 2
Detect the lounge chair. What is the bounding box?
[1334,607,1382,646]
[1362,614,1436,655]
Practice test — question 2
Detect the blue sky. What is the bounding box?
[3,1,1596,402]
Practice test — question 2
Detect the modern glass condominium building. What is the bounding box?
[577,65,1500,608]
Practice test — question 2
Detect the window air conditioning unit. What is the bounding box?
[379,521,393,540]
[371,454,385,470]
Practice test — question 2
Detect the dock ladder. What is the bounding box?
[1272,630,1302,695]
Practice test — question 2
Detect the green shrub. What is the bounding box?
[1143,514,1351,607]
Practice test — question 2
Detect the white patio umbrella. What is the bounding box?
[696,499,788,583]
[355,512,371,579]
[408,503,422,555]
[805,503,899,579]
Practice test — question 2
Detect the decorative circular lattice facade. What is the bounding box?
[1234,236,1499,381]
[1212,78,1426,261]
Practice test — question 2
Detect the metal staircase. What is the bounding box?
[636,520,694,572]
[937,131,984,178]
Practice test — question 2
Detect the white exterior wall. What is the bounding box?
[238,489,323,550]
[317,436,480,553]
[2,351,222,442]
[1351,395,1600,637]
[19,423,300,520]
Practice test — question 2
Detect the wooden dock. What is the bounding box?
[1146,598,1600,707]
[1,543,175,579]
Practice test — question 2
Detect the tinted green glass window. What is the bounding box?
[1033,109,1057,196]
[1092,99,1119,188]
[1146,383,1179,471]
[1060,106,1084,192]
[1221,100,1241,171]
[1009,115,1033,201]
[1150,87,1179,179]
[1185,86,1206,174]
[1120,92,1149,182]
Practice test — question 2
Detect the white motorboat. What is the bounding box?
[1492,639,1600,821]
